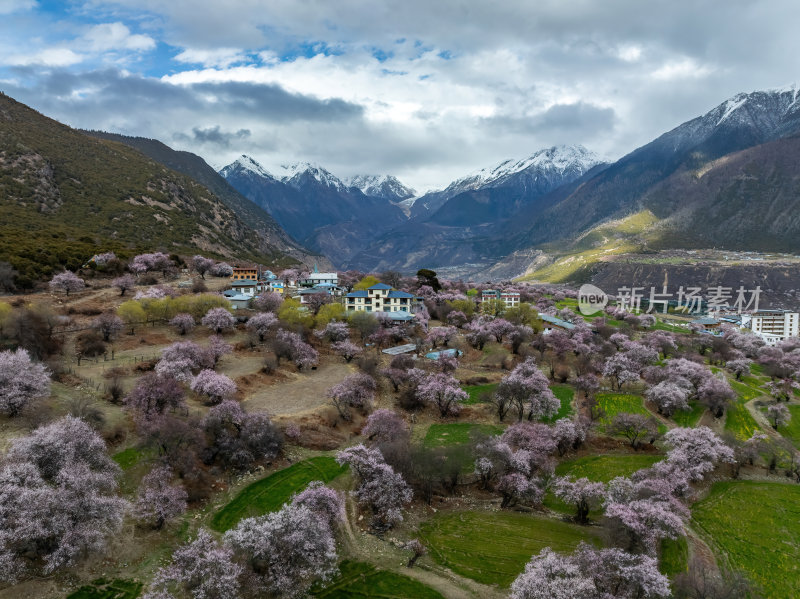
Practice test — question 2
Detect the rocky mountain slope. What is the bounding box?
[0,93,303,285]
[512,85,800,251]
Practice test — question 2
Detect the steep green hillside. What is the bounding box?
[82,130,326,267]
[0,93,298,285]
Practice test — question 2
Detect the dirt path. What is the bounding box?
[241,362,355,416]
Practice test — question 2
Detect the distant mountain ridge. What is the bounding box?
[348,85,800,277]
[343,174,416,203]
[408,144,602,218]
[219,156,408,265]
[345,145,606,272]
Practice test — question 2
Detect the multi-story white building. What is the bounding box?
[478,289,521,308]
[748,310,800,345]
[345,283,421,313]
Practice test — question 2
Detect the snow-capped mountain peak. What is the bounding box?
[445,144,601,194]
[344,174,416,201]
[278,161,348,192]
[219,154,275,180]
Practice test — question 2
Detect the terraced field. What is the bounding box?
[211,457,347,532]
[312,561,444,598]
[692,481,800,599]
[423,422,503,447]
[671,400,706,427]
[66,579,142,599]
[544,453,662,516]
[419,510,603,587]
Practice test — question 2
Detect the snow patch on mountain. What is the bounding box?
[445,144,601,194]
[219,155,275,180]
[344,174,416,201]
[278,162,348,192]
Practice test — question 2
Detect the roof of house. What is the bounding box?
[382,343,417,355]
[387,290,416,299]
[298,286,334,295]
[368,283,393,290]
[425,348,462,359]
[346,290,369,298]
[231,280,257,286]
[228,294,252,302]
[540,314,576,330]
[692,317,720,325]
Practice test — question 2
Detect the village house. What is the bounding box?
[746,309,800,345]
[540,313,576,335]
[231,266,258,281]
[299,265,339,287]
[477,289,521,308]
[345,283,422,314]
[296,283,344,305]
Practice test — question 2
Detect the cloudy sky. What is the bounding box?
[1,0,798,192]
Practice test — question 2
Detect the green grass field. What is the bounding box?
[724,402,761,440]
[596,393,665,435]
[544,453,663,516]
[423,422,503,447]
[419,510,604,587]
[66,579,142,599]
[554,453,662,482]
[112,447,153,471]
[462,382,498,405]
[311,561,444,598]
[596,393,649,422]
[671,400,706,427]
[729,379,762,402]
[692,481,800,599]
[780,405,800,448]
[210,457,347,532]
[724,382,763,441]
[660,537,689,577]
[544,385,575,423]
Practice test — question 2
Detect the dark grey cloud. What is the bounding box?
[482,102,616,139]
[2,67,363,128]
[173,125,251,148]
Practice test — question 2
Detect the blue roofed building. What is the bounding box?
[345,283,422,314]
[540,313,576,334]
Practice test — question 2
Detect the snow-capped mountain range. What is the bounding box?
[407,144,602,218]
[344,174,416,202]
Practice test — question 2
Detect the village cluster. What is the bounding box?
[1,250,799,599]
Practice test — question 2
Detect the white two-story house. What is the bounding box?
[345,283,422,314]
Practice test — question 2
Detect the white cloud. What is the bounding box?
[174,47,247,68]
[5,47,83,66]
[83,22,155,52]
[4,1,800,191]
[0,0,36,15]
[651,58,713,81]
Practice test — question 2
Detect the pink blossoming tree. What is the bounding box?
[0,348,50,416]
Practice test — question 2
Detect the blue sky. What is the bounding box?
[1,0,799,191]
